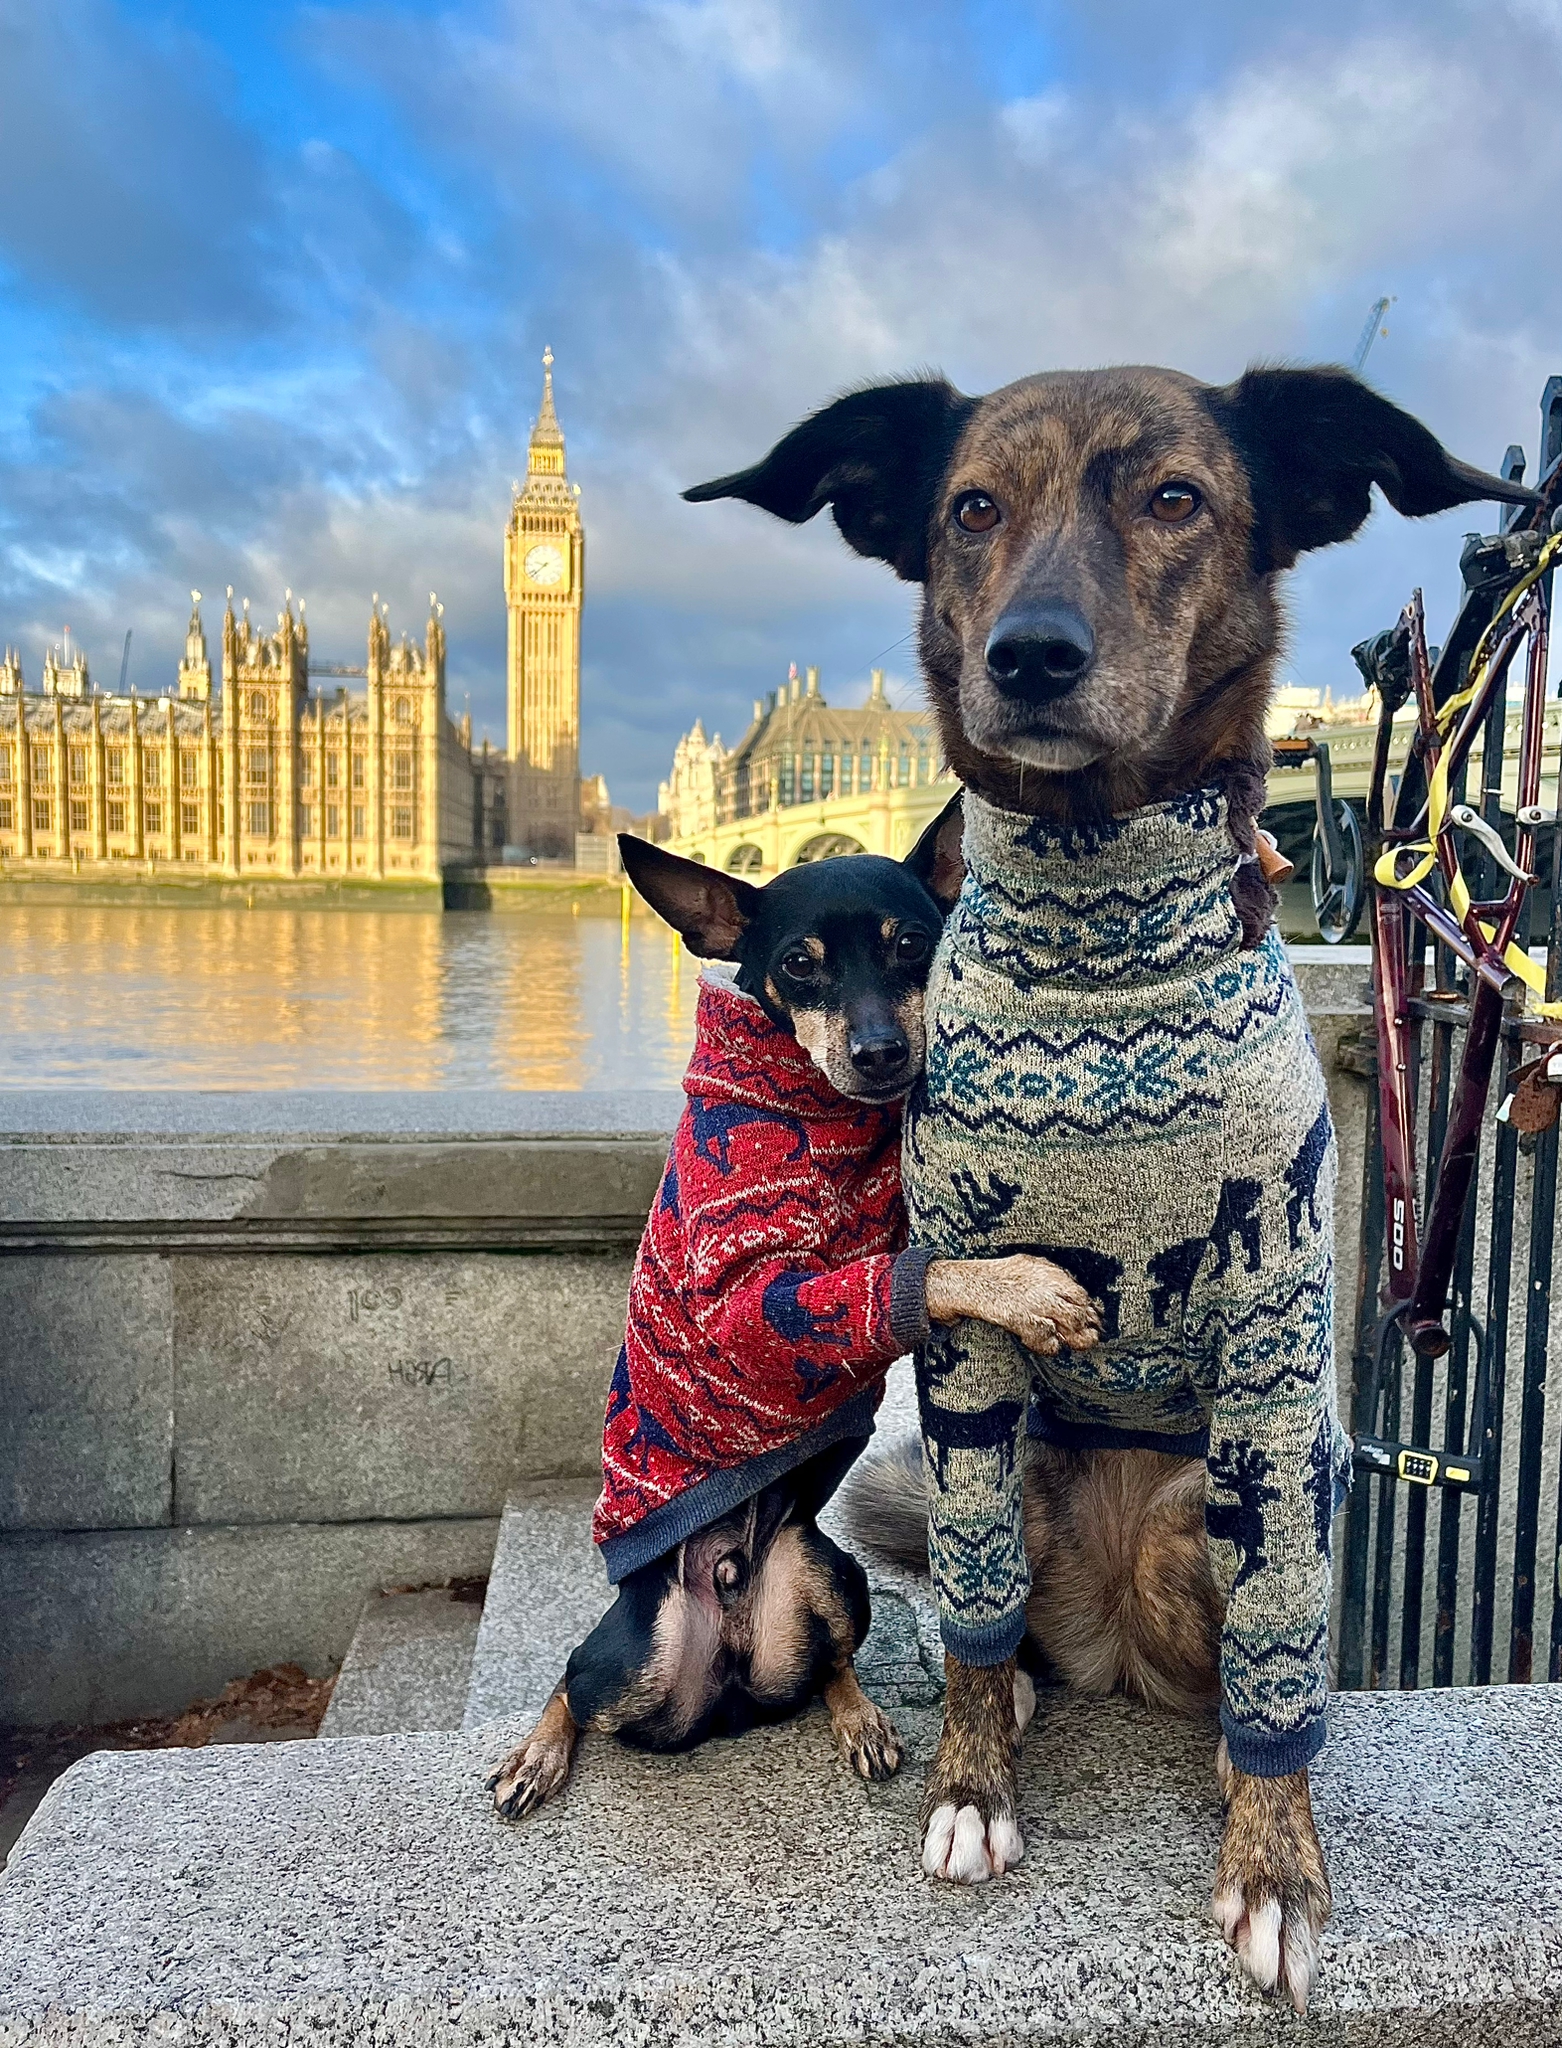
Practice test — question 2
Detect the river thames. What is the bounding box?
[0,904,702,1090]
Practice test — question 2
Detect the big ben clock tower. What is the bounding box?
[505,347,584,856]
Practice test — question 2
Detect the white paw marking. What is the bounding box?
[921,1802,1023,1883]
[1210,1887,1244,1943]
[1013,1669,1036,1736]
[1283,1916,1320,2014]
[922,1802,958,1878]
[1241,1896,1283,1993]
[948,1805,992,1882]
[987,1812,1025,1875]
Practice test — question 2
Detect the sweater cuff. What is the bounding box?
[1219,1702,1329,1778]
[889,1245,939,1350]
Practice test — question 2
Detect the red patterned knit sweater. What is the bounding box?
[593,972,932,1582]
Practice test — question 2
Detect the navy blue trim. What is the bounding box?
[1028,1410,1211,1459]
[890,1245,938,1350]
[1219,1702,1328,1778]
[598,1384,880,1585]
[940,1606,1028,1667]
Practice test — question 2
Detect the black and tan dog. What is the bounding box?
[488,836,1099,1825]
[684,364,1530,2008]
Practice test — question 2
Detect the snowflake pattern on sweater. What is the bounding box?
[593,972,916,1582]
[906,788,1352,1778]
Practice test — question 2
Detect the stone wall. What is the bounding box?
[0,1089,678,1724]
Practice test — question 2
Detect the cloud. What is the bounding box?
[0,0,1559,812]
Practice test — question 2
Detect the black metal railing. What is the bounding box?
[1337,462,1562,1692]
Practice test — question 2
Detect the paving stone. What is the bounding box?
[2,1684,1558,2044]
[319,1586,487,1738]
[461,1480,607,1730]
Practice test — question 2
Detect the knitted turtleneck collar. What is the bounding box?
[951,785,1246,991]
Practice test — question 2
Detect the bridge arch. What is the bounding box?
[791,831,866,865]
[725,843,764,873]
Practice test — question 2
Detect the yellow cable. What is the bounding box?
[1372,532,1562,1017]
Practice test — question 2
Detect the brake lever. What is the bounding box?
[1447,803,1533,883]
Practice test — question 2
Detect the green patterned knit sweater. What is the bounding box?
[906,786,1351,1777]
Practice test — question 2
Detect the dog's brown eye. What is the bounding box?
[895,929,930,964]
[953,491,1000,534]
[780,949,818,982]
[1148,481,1202,524]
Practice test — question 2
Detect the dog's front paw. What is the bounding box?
[921,1794,1024,1882]
[831,1694,905,1781]
[487,1734,572,1823]
[1211,1756,1331,2013]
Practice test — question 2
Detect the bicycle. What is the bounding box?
[1288,440,1562,1689]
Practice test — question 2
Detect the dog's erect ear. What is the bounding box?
[617,835,760,958]
[1205,366,1538,574]
[682,379,976,583]
[904,790,965,912]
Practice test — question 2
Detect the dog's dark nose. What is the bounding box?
[850,1029,910,1082]
[985,604,1095,701]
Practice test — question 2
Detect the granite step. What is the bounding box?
[2,1683,1559,2044]
[318,1582,488,1738]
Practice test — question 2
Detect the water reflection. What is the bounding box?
[0,904,701,1090]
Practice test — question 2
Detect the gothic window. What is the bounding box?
[391,806,413,839]
[352,804,366,839]
[247,802,269,836]
[31,745,51,785]
[181,804,200,838]
[107,751,125,787]
[326,755,340,789]
[144,755,162,788]
[298,805,314,838]
[800,756,814,801]
[820,753,834,797]
[69,748,88,787]
[69,800,88,834]
[299,756,313,788]
[326,805,340,839]
[0,797,11,830]
[181,751,199,787]
[108,801,126,834]
[144,803,162,835]
[0,747,10,784]
[247,749,268,786]
[351,754,365,789]
[779,754,795,805]
[32,797,51,832]
[393,752,413,791]
[860,749,872,790]
[249,692,266,720]
[394,697,411,725]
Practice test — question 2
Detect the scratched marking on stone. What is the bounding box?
[387,1357,463,1388]
[348,1285,405,1322]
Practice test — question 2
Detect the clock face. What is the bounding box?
[524,542,566,589]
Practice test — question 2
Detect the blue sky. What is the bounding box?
[1,0,1559,812]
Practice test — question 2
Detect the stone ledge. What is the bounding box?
[1,1686,1558,2045]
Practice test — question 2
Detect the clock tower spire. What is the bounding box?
[504,345,583,857]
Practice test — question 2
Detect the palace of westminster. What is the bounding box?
[0,352,943,889]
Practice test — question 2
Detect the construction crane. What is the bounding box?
[1352,295,1395,373]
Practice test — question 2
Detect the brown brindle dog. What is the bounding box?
[685,364,1531,2010]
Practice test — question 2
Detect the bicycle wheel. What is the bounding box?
[1311,802,1365,944]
